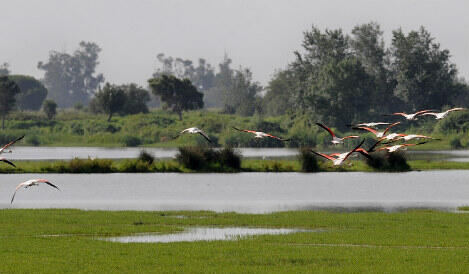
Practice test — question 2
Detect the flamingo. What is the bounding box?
[232,127,290,141]
[0,135,24,154]
[381,133,407,142]
[10,179,60,204]
[347,122,391,128]
[311,139,365,166]
[178,127,212,143]
[421,108,465,120]
[376,142,427,153]
[384,110,434,120]
[353,122,401,138]
[316,123,359,145]
[399,134,439,142]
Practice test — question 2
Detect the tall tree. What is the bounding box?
[0,76,20,129]
[391,27,459,110]
[38,41,104,108]
[90,83,127,122]
[148,75,204,120]
[223,68,262,116]
[8,75,48,111]
[263,69,296,116]
[121,83,151,114]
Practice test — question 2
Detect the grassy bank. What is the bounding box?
[2,109,467,149]
[1,157,469,173]
[1,209,468,273]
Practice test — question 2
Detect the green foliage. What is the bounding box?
[148,75,204,120]
[365,151,411,171]
[298,147,320,172]
[449,136,463,149]
[8,75,48,111]
[138,150,154,164]
[37,41,104,108]
[0,76,20,129]
[42,99,57,120]
[25,134,40,146]
[175,146,241,171]
[434,112,469,133]
[121,83,150,114]
[121,135,141,147]
[90,83,127,121]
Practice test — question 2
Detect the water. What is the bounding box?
[10,147,298,160]
[103,227,312,243]
[2,171,469,213]
[8,146,469,161]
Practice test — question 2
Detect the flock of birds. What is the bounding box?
[3,107,464,203]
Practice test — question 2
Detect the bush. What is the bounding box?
[25,135,40,146]
[450,136,463,149]
[365,151,410,171]
[298,147,319,172]
[175,146,242,171]
[122,135,141,147]
[138,150,155,164]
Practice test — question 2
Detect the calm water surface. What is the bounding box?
[1,171,468,213]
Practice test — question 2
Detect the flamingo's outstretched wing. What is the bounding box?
[0,135,25,153]
[232,127,256,134]
[0,158,15,168]
[311,150,335,161]
[384,112,406,117]
[447,107,465,113]
[264,133,290,142]
[421,112,438,117]
[315,123,335,137]
[10,183,25,204]
[341,135,359,140]
[343,139,366,161]
[354,148,372,159]
[414,109,435,116]
[382,122,401,136]
[42,181,60,191]
[197,131,213,143]
[352,126,378,135]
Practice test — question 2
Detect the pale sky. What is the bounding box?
[1,0,468,86]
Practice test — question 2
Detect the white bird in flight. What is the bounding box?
[316,123,359,145]
[384,110,434,120]
[11,179,60,204]
[353,122,401,138]
[178,127,212,143]
[399,134,438,142]
[421,108,465,120]
[232,127,290,141]
[311,139,366,166]
[347,122,392,128]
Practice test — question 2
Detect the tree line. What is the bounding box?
[0,22,468,129]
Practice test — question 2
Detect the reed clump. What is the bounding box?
[365,151,410,171]
[176,146,241,171]
[298,147,320,172]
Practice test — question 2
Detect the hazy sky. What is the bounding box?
[2,0,468,86]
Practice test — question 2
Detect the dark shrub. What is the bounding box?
[450,136,463,149]
[298,147,319,172]
[176,147,206,170]
[25,135,40,146]
[122,135,141,147]
[365,151,410,171]
[219,147,241,169]
[138,150,154,164]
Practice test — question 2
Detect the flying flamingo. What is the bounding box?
[316,123,359,145]
[311,139,365,166]
[421,108,465,120]
[347,122,392,128]
[10,179,60,204]
[178,127,212,143]
[376,142,427,153]
[399,134,439,142]
[232,127,290,141]
[0,135,24,154]
[384,110,434,120]
[353,122,401,138]
[380,133,407,142]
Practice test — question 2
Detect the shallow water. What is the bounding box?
[104,227,312,243]
[10,146,469,161]
[1,171,469,213]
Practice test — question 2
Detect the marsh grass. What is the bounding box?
[1,209,469,273]
[175,146,242,171]
[365,151,411,171]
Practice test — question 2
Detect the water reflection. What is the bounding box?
[104,227,313,243]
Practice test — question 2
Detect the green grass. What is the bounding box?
[1,209,469,273]
[458,206,469,211]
